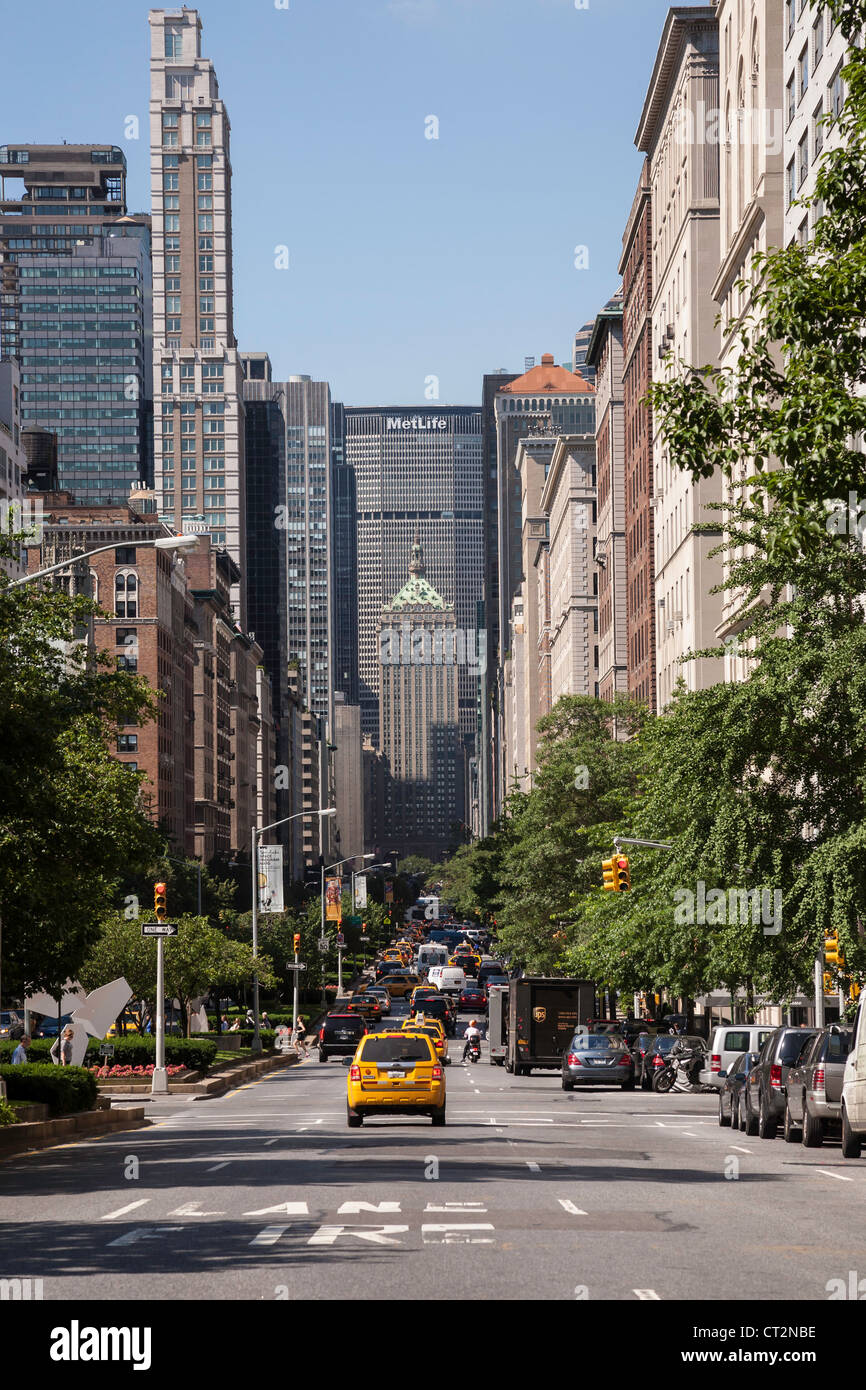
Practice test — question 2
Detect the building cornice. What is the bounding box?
[636,7,717,154]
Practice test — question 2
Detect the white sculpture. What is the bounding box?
[26,978,133,1067]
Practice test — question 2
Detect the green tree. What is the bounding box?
[0,537,160,998]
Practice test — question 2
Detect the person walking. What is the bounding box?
[50,1026,75,1066]
[293,1016,307,1052]
[11,1035,30,1065]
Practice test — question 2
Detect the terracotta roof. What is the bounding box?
[499,353,594,395]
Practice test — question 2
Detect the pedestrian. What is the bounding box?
[261,1011,271,1030]
[11,1035,30,1065]
[293,1016,307,1051]
[220,1014,229,1030]
[50,1026,75,1066]
[229,1017,241,1033]
[244,1008,255,1028]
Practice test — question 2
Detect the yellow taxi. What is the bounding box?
[401,1014,449,1066]
[346,1030,446,1127]
[381,948,404,964]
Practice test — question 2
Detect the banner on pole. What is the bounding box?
[258,845,284,914]
[325,876,343,922]
[384,879,394,905]
[354,877,367,911]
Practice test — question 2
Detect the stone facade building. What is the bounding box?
[586,296,628,704]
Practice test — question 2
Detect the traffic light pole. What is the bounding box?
[152,936,167,1094]
[814,958,825,1029]
[250,821,262,1056]
[292,942,300,1047]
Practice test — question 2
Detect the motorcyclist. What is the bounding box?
[462,1019,482,1061]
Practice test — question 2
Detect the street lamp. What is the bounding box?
[251,807,336,1055]
[8,532,198,589]
[352,860,391,968]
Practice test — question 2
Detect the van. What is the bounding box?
[417,945,449,974]
[841,1004,866,1156]
[487,984,509,1065]
[436,967,465,997]
[699,1024,775,1089]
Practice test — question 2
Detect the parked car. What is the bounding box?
[0,1010,24,1040]
[784,1025,852,1146]
[700,1023,776,1090]
[562,1032,635,1091]
[742,1026,818,1139]
[33,1013,74,1039]
[318,1012,368,1062]
[718,1051,760,1128]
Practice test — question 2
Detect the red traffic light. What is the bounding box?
[293,933,301,953]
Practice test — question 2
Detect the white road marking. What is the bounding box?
[558,1199,588,1216]
[208,1161,230,1171]
[730,1146,753,1154]
[242,1201,310,1216]
[101,1199,150,1221]
[422,1223,495,1244]
[634,1289,661,1300]
[817,1169,853,1181]
[169,1201,226,1217]
[425,1201,488,1213]
[679,1132,698,1138]
[337,1200,402,1214]
[249,1225,290,1246]
[526,1161,541,1172]
[107,1225,184,1247]
[308,1224,408,1246]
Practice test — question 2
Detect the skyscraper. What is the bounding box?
[148,7,246,619]
[345,405,484,755]
[377,533,463,859]
[0,146,151,505]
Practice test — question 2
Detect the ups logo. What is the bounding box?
[533,1006,546,1022]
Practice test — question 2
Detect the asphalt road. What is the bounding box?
[2,999,865,1302]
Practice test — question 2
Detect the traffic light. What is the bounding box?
[825,931,845,968]
[602,858,618,892]
[154,882,167,922]
[823,972,834,995]
[293,933,301,953]
[851,981,862,1000]
[615,856,631,892]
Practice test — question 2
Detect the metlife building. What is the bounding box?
[345,405,483,770]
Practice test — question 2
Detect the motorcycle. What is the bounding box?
[465,1036,481,1063]
[652,1042,704,1093]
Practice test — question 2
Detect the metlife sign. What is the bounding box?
[386,415,448,432]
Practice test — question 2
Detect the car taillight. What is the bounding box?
[653,1055,664,1067]
[349,1065,361,1081]
[319,1028,325,1042]
[710,1053,721,1072]
[432,1065,443,1080]
[770,1063,782,1089]
[567,1053,582,1066]
[811,1067,826,1093]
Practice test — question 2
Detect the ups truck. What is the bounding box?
[505,977,596,1075]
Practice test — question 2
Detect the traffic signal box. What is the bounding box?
[154,882,167,921]
[293,933,301,953]
[602,856,631,892]
[824,931,845,969]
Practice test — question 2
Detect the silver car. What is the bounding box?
[562,1032,636,1091]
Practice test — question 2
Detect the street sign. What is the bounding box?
[98,1044,114,1058]
[286,962,308,971]
[141,922,178,937]
[317,938,329,952]
[349,915,362,927]
[359,936,370,943]
[336,932,345,947]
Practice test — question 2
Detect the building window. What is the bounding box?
[166,295,181,314]
[165,215,180,233]
[814,100,824,155]
[117,734,138,753]
[786,157,796,207]
[799,46,809,102]
[798,130,809,185]
[197,173,213,191]
[198,215,213,232]
[787,74,796,126]
[165,27,183,59]
[163,173,179,191]
[196,130,212,148]
[115,547,137,565]
[813,13,824,67]
[114,570,138,619]
[831,64,845,118]
[199,255,214,273]
[197,195,212,211]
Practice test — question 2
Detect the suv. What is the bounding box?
[742,1026,817,1139]
[318,1012,367,1062]
[700,1024,775,1090]
[785,1025,852,1147]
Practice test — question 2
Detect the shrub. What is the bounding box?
[0,1064,97,1115]
[200,1030,277,1049]
[0,1036,218,1072]
[0,1097,18,1126]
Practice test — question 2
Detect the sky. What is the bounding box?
[1,0,679,404]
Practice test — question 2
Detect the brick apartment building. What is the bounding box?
[25,487,274,860]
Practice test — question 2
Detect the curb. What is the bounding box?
[0,1104,147,1159]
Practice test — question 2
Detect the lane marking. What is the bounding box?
[250,1225,290,1246]
[634,1289,661,1300]
[730,1146,753,1154]
[169,1201,226,1216]
[526,1161,541,1172]
[816,1169,853,1181]
[207,1161,230,1171]
[558,1199,588,1216]
[107,1225,184,1247]
[101,1199,150,1221]
[243,1201,310,1216]
[422,1223,495,1244]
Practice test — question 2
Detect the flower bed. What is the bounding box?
[88,1063,189,1078]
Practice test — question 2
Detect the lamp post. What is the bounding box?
[251,807,336,1055]
[352,861,391,964]
[9,532,198,589]
[321,852,372,997]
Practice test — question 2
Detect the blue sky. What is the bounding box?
[2,0,677,403]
